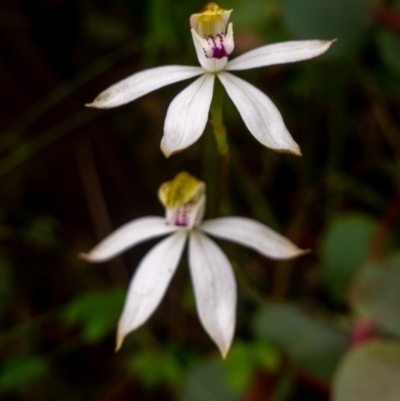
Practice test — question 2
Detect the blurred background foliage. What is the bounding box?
[1,0,400,399]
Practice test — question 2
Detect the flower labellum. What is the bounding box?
[190,2,235,71]
[81,172,309,357]
[158,172,205,228]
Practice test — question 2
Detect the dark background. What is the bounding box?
[1,0,400,400]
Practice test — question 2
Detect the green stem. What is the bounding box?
[209,78,230,215]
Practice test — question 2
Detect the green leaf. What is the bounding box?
[333,341,400,401]
[181,359,243,401]
[253,304,348,379]
[348,253,400,336]
[128,349,184,388]
[321,213,377,301]
[282,0,379,56]
[62,288,125,343]
[225,341,280,391]
[0,355,48,391]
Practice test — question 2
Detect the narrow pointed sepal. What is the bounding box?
[189,231,236,358]
[200,217,309,260]
[217,72,301,155]
[115,335,123,352]
[81,217,178,263]
[86,66,204,109]
[161,74,215,157]
[225,39,336,71]
[117,231,187,347]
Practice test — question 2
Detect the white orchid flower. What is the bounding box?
[86,3,334,157]
[81,172,308,357]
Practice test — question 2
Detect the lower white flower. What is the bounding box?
[81,172,308,357]
[86,3,335,157]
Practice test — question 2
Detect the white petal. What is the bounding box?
[86,65,204,108]
[200,217,308,260]
[161,74,215,157]
[225,40,335,71]
[80,217,178,263]
[117,230,187,350]
[189,231,236,358]
[217,72,301,155]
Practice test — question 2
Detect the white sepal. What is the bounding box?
[86,65,203,108]
[226,40,335,71]
[201,217,308,260]
[189,231,236,358]
[161,74,215,157]
[217,72,301,155]
[80,217,178,263]
[116,230,187,350]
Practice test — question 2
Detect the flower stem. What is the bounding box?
[209,78,230,215]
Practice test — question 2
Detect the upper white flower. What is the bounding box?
[81,172,308,357]
[86,3,334,157]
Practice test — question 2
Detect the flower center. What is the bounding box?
[190,3,234,61]
[158,172,206,228]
